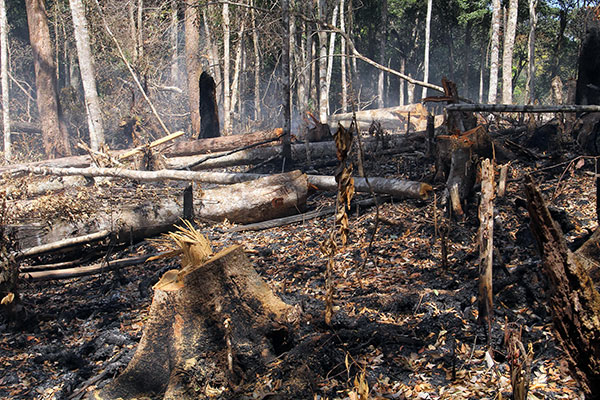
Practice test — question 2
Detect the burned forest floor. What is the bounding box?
[0,125,597,399]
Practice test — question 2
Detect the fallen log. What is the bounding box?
[525,176,600,397]
[11,170,308,249]
[20,253,160,281]
[15,166,431,200]
[0,129,285,175]
[93,231,297,399]
[329,104,443,131]
[164,128,283,157]
[168,133,426,170]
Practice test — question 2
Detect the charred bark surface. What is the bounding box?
[199,71,220,139]
[525,177,600,397]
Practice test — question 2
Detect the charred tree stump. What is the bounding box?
[93,241,295,400]
[524,176,600,397]
[199,71,220,139]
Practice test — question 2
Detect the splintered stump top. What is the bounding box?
[92,245,295,400]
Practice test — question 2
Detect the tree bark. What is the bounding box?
[93,243,295,400]
[0,0,10,162]
[524,177,600,398]
[502,0,518,104]
[250,0,261,120]
[477,159,494,340]
[25,0,71,158]
[488,0,501,104]
[69,0,105,151]
[184,0,200,137]
[339,0,347,112]
[282,0,292,165]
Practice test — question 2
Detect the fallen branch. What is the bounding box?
[13,230,111,260]
[20,253,162,281]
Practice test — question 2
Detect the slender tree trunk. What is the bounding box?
[309,23,317,108]
[317,0,328,123]
[25,0,71,158]
[422,0,432,99]
[464,21,472,97]
[136,0,143,60]
[502,0,518,104]
[282,0,292,164]
[479,45,485,103]
[129,2,137,61]
[526,0,537,104]
[378,0,388,108]
[250,1,261,120]
[184,0,201,137]
[339,0,347,112]
[488,0,501,104]
[222,2,231,134]
[407,75,415,105]
[69,0,105,151]
[230,20,245,118]
[1,0,10,161]
[170,0,179,85]
[399,58,405,106]
[325,3,338,115]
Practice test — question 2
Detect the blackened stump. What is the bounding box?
[199,72,220,139]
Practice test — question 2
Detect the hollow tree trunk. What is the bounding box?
[198,72,220,139]
[93,244,295,400]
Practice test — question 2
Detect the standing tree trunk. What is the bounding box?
[282,0,292,165]
[488,0,501,104]
[136,0,143,61]
[170,0,179,85]
[502,0,518,104]
[0,0,10,161]
[184,0,200,138]
[203,8,221,103]
[250,0,261,120]
[25,0,71,158]
[526,0,537,104]
[399,58,405,106]
[421,0,432,100]
[377,0,387,108]
[230,20,245,118]
[317,0,328,124]
[339,0,347,112]
[69,0,105,151]
[222,2,231,135]
[325,2,338,115]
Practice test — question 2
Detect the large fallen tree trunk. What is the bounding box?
[14,166,432,200]
[164,128,283,157]
[329,104,443,132]
[0,129,285,175]
[525,176,600,398]
[446,104,600,113]
[11,171,308,249]
[92,229,297,399]
[168,133,426,170]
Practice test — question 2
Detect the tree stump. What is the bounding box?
[93,242,295,399]
[199,71,220,139]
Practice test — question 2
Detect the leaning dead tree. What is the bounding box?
[525,177,600,397]
[93,224,298,399]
